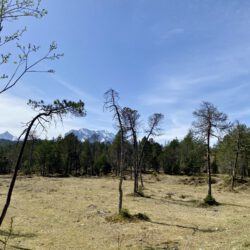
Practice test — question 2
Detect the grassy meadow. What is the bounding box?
[0,174,249,250]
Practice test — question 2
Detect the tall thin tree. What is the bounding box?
[193,101,230,204]
[104,89,126,213]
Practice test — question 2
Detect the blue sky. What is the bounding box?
[1,0,250,143]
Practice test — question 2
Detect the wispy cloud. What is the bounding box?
[0,94,35,136]
[52,74,98,102]
[50,74,115,133]
[136,36,250,141]
[162,28,184,39]
[151,26,185,45]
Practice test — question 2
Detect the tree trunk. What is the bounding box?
[231,131,240,190]
[132,132,139,194]
[0,112,42,226]
[138,154,144,188]
[118,173,123,212]
[28,138,35,175]
[134,171,138,193]
[118,130,124,213]
[231,151,239,190]
[139,171,144,188]
[134,150,139,193]
[241,151,248,180]
[207,132,212,196]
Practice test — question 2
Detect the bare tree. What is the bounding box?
[104,89,126,213]
[0,0,63,94]
[122,107,140,193]
[193,101,230,204]
[138,113,164,188]
[0,99,85,226]
[123,109,164,193]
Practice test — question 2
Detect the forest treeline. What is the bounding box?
[0,124,249,179]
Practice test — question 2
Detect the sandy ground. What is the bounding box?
[0,174,249,250]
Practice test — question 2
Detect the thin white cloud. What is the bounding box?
[152,26,185,45]
[52,74,98,102]
[0,74,115,139]
[0,93,35,136]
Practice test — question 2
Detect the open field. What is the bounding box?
[0,174,249,250]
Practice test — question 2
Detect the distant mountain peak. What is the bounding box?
[65,128,115,143]
[0,131,17,141]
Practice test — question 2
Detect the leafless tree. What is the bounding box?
[193,101,230,202]
[123,109,164,192]
[122,107,140,193]
[138,113,164,187]
[0,0,63,94]
[104,89,126,213]
[0,99,85,226]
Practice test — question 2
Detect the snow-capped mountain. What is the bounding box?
[0,131,17,141]
[65,128,115,143]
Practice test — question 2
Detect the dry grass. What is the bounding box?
[0,174,249,249]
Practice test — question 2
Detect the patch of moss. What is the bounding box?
[242,241,250,248]
[106,208,133,223]
[120,208,132,219]
[203,194,220,206]
[106,209,150,223]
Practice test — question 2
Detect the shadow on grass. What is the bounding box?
[0,229,36,239]
[0,239,32,250]
[0,229,35,250]
[9,245,31,250]
[161,197,250,209]
[151,196,201,208]
[220,202,250,209]
[148,221,224,235]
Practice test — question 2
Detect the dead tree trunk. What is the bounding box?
[104,89,125,214]
[207,131,212,196]
[118,130,124,212]
[133,136,139,193]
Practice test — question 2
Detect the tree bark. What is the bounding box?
[231,134,240,190]
[207,131,212,196]
[118,129,124,213]
[131,131,139,194]
[28,138,35,175]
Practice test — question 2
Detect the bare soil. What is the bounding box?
[0,174,249,250]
